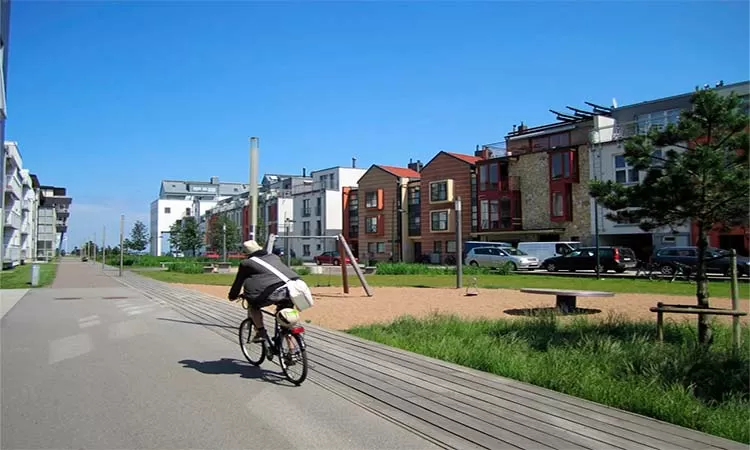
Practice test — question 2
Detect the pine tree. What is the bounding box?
[590,88,749,344]
[127,220,149,252]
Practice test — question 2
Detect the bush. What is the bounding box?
[294,266,311,276]
[167,262,204,274]
[349,313,750,444]
[374,262,510,276]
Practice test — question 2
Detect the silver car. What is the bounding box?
[465,246,539,271]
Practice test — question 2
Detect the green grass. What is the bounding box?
[0,262,59,288]
[135,269,747,297]
[348,313,750,444]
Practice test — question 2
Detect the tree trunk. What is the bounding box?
[695,223,712,345]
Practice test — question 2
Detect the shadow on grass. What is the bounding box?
[178,358,289,386]
[503,307,602,317]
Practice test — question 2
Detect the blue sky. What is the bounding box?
[6,1,749,248]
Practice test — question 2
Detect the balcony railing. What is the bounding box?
[5,174,22,199]
[291,180,340,195]
[348,226,359,237]
[4,210,21,229]
[479,217,523,232]
[480,176,521,193]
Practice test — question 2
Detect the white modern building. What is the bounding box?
[3,141,23,267]
[588,80,750,259]
[150,176,247,256]
[288,166,366,260]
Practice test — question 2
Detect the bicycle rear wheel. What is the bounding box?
[279,333,308,385]
[239,318,266,366]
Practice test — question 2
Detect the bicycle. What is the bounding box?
[634,260,660,280]
[237,294,309,386]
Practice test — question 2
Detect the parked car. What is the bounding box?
[541,246,637,273]
[465,246,540,271]
[651,246,750,277]
[463,240,512,257]
[517,241,580,262]
[314,251,357,266]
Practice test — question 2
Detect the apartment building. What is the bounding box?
[588,80,750,257]
[3,141,23,267]
[356,162,421,263]
[150,176,246,255]
[342,186,359,256]
[418,151,480,263]
[38,184,71,257]
[258,173,308,239]
[202,191,249,253]
[290,165,366,260]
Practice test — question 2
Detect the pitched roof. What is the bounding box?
[445,152,481,164]
[376,165,421,178]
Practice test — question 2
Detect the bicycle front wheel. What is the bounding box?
[279,333,308,385]
[239,319,266,366]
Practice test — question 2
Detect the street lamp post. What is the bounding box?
[455,197,463,289]
[222,223,227,262]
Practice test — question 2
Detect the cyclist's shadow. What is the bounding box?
[178,358,289,386]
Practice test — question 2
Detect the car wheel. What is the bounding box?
[469,261,479,267]
[660,264,674,275]
[615,268,625,274]
[315,260,322,265]
[333,259,340,266]
[509,262,518,272]
[546,263,557,272]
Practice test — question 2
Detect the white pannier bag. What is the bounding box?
[251,256,315,311]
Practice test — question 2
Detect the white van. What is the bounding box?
[516,241,580,262]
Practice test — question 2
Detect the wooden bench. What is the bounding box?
[520,288,615,313]
[216,262,231,273]
[650,302,747,341]
[203,265,215,273]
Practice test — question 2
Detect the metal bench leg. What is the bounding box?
[556,295,577,313]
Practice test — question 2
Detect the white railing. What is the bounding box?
[5,173,22,198]
[4,210,21,229]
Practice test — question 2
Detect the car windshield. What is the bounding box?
[503,248,526,256]
[566,250,582,257]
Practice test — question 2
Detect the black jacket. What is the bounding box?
[228,250,300,300]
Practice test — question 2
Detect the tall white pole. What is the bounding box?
[101,226,106,271]
[249,137,259,241]
[119,214,124,276]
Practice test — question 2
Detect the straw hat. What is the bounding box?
[242,240,263,254]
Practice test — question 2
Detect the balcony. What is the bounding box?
[21,220,31,235]
[479,216,523,232]
[4,173,22,199]
[408,224,421,237]
[479,176,521,193]
[22,200,31,211]
[4,210,21,229]
[478,195,523,233]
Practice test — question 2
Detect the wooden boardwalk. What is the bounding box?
[113,270,746,450]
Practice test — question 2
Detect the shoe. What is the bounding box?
[252,329,266,343]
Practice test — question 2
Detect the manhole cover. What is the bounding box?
[54,297,83,300]
[102,296,130,300]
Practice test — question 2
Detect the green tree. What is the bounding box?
[127,220,149,252]
[208,216,241,255]
[169,217,204,256]
[590,88,749,344]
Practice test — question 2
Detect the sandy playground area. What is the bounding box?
[175,283,749,331]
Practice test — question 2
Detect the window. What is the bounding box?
[549,132,570,148]
[479,165,488,191]
[430,181,448,202]
[480,200,489,229]
[365,216,378,233]
[303,245,311,256]
[434,241,442,253]
[550,151,574,180]
[349,194,358,210]
[408,187,420,205]
[303,221,311,236]
[316,220,321,236]
[614,155,639,184]
[316,244,321,250]
[185,208,191,216]
[446,241,457,253]
[365,191,378,208]
[552,192,564,217]
[367,242,386,254]
[302,199,311,217]
[430,210,449,232]
[488,163,498,188]
[636,109,681,134]
[164,207,171,214]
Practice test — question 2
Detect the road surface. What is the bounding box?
[1,260,436,449]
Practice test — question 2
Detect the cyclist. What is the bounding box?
[228,240,300,342]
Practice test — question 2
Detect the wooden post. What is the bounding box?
[338,237,349,294]
[656,302,664,342]
[338,234,372,297]
[730,249,740,354]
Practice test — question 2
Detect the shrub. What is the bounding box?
[294,266,311,276]
[167,262,204,274]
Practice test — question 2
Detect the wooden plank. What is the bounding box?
[310,335,670,450]
[308,328,737,450]
[309,344,620,450]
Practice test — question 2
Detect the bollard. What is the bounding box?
[30,264,40,287]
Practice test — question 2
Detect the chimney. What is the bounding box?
[210,176,219,184]
[302,167,306,177]
[482,146,490,160]
[518,122,528,133]
[352,157,357,168]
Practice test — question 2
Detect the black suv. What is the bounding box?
[651,246,750,277]
[542,246,638,273]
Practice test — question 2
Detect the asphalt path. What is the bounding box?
[1,261,437,449]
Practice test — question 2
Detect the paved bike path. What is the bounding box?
[1,260,437,449]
